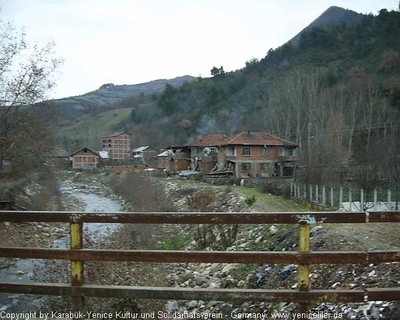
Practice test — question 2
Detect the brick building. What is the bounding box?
[217,131,299,178]
[70,147,100,169]
[102,132,131,161]
[185,133,227,172]
[182,131,299,178]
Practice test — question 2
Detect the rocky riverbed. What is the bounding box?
[0,171,399,319]
[0,171,127,312]
[157,179,400,319]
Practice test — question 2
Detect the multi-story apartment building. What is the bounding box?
[102,132,131,161]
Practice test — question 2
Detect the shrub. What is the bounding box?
[245,195,256,206]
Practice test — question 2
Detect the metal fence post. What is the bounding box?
[349,188,353,212]
[339,187,343,209]
[298,222,310,313]
[360,189,364,211]
[70,221,84,311]
[291,182,294,196]
[293,183,296,197]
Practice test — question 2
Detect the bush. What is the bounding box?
[259,181,291,198]
[245,195,256,206]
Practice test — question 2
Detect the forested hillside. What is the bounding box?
[108,8,400,189]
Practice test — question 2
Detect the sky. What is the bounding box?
[0,0,398,99]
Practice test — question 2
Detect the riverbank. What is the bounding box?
[1,170,399,318]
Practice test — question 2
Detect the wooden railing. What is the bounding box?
[0,210,399,313]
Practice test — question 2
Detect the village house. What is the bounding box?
[184,133,227,172]
[70,147,100,169]
[157,146,191,172]
[132,146,158,165]
[161,131,299,178]
[215,131,299,178]
[102,132,131,161]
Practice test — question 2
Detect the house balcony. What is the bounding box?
[279,155,299,161]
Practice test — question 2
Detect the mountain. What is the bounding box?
[289,6,364,45]
[53,75,196,119]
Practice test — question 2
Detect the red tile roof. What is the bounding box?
[221,131,298,146]
[185,133,228,147]
[184,132,298,147]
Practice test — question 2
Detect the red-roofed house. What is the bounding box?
[161,131,299,178]
[216,131,299,178]
[185,133,227,172]
[71,147,100,169]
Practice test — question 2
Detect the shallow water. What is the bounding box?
[0,182,124,312]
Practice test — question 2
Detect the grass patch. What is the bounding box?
[232,263,259,280]
[232,186,311,212]
[161,233,193,250]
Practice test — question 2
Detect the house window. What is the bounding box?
[261,163,269,172]
[280,147,298,156]
[261,147,269,156]
[226,147,236,156]
[241,163,251,171]
[242,147,251,156]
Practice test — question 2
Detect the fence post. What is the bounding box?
[360,189,364,211]
[388,189,392,210]
[291,182,294,196]
[330,187,334,208]
[339,188,343,209]
[297,186,301,199]
[316,185,319,204]
[310,185,313,202]
[322,186,326,206]
[293,183,297,197]
[70,221,84,311]
[349,188,353,212]
[303,185,307,199]
[298,222,310,313]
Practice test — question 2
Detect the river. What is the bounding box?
[0,182,123,312]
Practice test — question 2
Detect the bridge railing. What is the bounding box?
[0,210,399,313]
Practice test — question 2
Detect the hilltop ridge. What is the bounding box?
[53,75,196,119]
[289,6,364,44]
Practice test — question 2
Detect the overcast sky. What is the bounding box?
[0,0,398,99]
